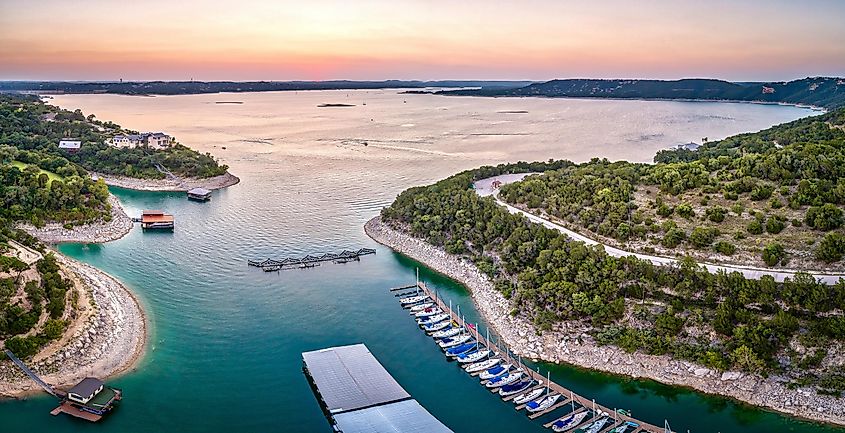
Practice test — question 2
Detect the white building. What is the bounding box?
[110,132,173,150]
[58,139,82,153]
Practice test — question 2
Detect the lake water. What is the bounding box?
[1,90,839,433]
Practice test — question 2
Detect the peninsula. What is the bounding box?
[367,110,845,425]
[0,93,237,397]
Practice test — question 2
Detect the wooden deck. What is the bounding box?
[408,281,671,433]
[50,402,102,422]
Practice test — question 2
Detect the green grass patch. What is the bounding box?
[10,160,64,184]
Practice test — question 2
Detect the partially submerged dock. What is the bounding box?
[302,343,453,433]
[248,248,376,271]
[392,281,674,433]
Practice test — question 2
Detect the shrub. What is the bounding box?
[676,203,694,219]
[762,243,786,266]
[731,203,744,216]
[656,203,674,217]
[770,198,783,209]
[662,228,686,248]
[714,241,737,255]
[805,204,844,231]
[816,233,845,263]
[724,191,738,201]
[747,220,764,235]
[707,206,727,223]
[766,215,786,234]
[750,184,774,201]
[690,227,718,248]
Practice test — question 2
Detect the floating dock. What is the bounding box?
[187,187,212,201]
[394,281,673,433]
[139,210,174,230]
[248,248,376,271]
[302,343,453,433]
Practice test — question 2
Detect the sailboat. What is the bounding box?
[431,326,461,339]
[498,378,534,396]
[551,411,590,432]
[457,349,490,364]
[512,388,544,405]
[464,358,500,373]
[575,413,609,433]
[409,302,434,312]
[479,364,511,380]
[438,334,472,348]
[485,371,523,388]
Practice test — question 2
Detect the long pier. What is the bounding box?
[395,281,672,433]
[248,248,376,271]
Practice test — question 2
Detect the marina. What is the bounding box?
[302,344,453,433]
[247,248,376,271]
[391,280,673,433]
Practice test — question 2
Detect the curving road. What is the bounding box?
[474,174,845,285]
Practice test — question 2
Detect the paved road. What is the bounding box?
[474,174,844,284]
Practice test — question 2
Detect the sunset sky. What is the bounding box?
[1,0,843,81]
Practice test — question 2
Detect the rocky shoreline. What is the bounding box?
[0,254,147,398]
[93,171,240,192]
[364,215,845,427]
[17,195,133,244]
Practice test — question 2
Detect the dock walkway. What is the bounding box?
[248,248,376,270]
[396,282,672,433]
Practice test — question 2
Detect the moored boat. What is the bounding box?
[431,326,461,339]
[457,349,490,363]
[409,302,434,312]
[464,358,500,373]
[498,378,533,396]
[445,342,477,356]
[485,371,523,388]
[525,393,560,413]
[400,295,428,305]
[424,320,452,332]
[512,387,544,405]
[414,307,441,318]
[438,334,472,348]
[575,414,609,433]
[610,421,639,433]
[479,364,511,380]
[551,411,590,432]
[417,313,449,325]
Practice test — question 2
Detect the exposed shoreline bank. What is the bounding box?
[364,215,845,427]
[0,254,147,399]
[17,194,133,245]
[93,171,240,192]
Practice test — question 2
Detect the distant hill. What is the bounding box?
[440,77,845,109]
[0,80,531,96]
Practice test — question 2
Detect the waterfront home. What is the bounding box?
[109,132,173,149]
[58,139,82,153]
[67,378,104,405]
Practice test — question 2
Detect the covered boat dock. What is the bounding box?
[302,343,453,433]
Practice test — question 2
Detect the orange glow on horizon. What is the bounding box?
[1,0,843,81]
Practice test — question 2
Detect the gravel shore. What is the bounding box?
[16,195,133,244]
[0,254,147,398]
[93,171,240,192]
[365,215,845,427]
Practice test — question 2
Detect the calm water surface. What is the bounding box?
[0,91,839,433]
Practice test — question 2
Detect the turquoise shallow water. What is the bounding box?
[1,94,841,432]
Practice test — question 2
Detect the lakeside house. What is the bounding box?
[109,132,173,149]
[58,139,82,153]
[673,142,701,151]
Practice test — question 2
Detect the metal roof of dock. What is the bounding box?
[333,399,453,433]
[302,344,409,414]
[303,344,453,433]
